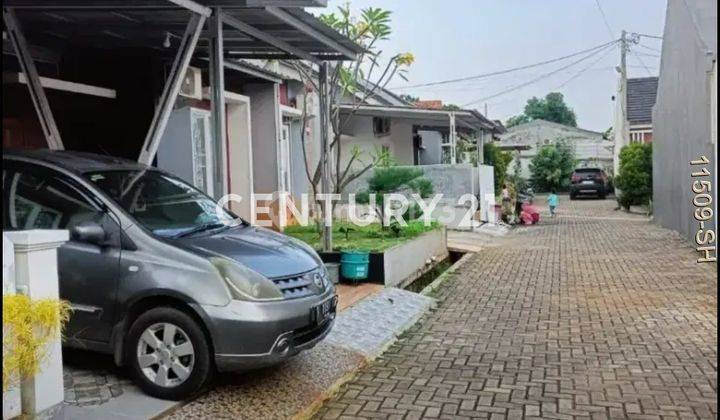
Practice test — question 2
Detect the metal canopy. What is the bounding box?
[338,104,500,133]
[4,5,361,61]
[3,1,329,8]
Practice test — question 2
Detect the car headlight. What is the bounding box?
[210,257,283,301]
[318,264,331,289]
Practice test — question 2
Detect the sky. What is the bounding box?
[318,0,667,132]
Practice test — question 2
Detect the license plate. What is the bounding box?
[581,180,594,184]
[313,296,337,325]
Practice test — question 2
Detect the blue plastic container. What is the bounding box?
[340,251,370,281]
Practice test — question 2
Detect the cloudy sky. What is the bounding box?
[319,0,667,131]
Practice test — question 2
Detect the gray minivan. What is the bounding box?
[2,150,337,400]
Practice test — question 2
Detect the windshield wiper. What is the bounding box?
[173,222,227,238]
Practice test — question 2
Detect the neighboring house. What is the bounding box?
[652,0,717,245]
[2,2,361,228]
[497,119,614,179]
[626,77,659,143]
[337,96,502,169]
[335,93,504,226]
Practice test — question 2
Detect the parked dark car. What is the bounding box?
[2,150,337,400]
[569,167,609,199]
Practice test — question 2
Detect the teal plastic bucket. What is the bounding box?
[340,251,370,280]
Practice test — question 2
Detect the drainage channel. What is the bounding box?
[403,250,466,293]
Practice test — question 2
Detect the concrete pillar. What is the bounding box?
[2,234,21,420]
[4,230,69,418]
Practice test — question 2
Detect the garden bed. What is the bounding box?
[285,222,448,287]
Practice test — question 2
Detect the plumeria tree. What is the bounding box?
[293,4,414,222]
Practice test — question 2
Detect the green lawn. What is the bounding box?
[284,220,441,252]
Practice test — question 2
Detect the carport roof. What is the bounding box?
[338,104,503,133]
[3,2,363,61]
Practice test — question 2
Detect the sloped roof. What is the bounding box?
[338,104,500,132]
[498,119,605,147]
[414,100,443,110]
[626,77,658,125]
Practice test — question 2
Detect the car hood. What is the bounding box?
[171,224,319,278]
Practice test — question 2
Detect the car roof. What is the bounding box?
[573,167,604,171]
[3,149,151,175]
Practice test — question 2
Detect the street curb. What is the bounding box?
[292,356,369,420]
[297,293,434,419]
[296,253,474,420]
[420,252,474,297]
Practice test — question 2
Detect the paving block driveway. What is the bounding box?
[315,198,717,419]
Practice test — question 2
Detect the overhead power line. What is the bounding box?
[631,51,654,76]
[461,41,619,107]
[556,45,616,88]
[594,0,615,39]
[637,43,661,53]
[390,39,619,90]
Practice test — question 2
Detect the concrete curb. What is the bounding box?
[297,255,474,420]
[420,252,474,297]
[292,357,368,420]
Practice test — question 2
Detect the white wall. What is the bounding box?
[652,0,717,243]
[339,115,415,171]
[245,83,280,194]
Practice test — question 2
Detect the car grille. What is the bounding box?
[271,271,316,299]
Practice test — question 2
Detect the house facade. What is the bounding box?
[652,0,717,246]
[2,2,361,229]
[497,119,614,179]
[337,96,502,169]
[626,77,659,144]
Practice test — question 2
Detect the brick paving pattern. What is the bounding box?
[315,198,717,419]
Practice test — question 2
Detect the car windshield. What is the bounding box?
[85,169,240,238]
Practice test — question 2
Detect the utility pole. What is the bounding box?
[613,30,629,187]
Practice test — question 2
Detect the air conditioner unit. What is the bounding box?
[179,66,202,99]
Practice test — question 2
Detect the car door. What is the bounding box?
[3,162,122,344]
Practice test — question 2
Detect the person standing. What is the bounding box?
[547,189,559,218]
[501,184,512,222]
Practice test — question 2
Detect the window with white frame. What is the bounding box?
[630,129,652,143]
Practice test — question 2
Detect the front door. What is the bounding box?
[3,163,122,344]
[279,123,292,194]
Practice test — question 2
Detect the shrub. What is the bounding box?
[356,165,434,225]
[483,142,513,195]
[614,142,652,210]
[3,295,71,391]
[529,140,576,191]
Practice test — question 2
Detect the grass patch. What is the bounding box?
[285,220,441,252]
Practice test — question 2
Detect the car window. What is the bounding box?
[3,164,103,231]
[85,169,238,238]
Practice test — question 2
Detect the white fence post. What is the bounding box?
[2,234,21,420]
[478,164,496,223]
[3,230,68,418]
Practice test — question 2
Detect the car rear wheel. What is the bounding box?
[126,307,212,400]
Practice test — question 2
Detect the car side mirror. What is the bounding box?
[71,221,106,245]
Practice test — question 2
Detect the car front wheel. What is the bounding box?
[126,307,212,400]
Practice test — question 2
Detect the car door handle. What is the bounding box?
[69,303,104,316]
